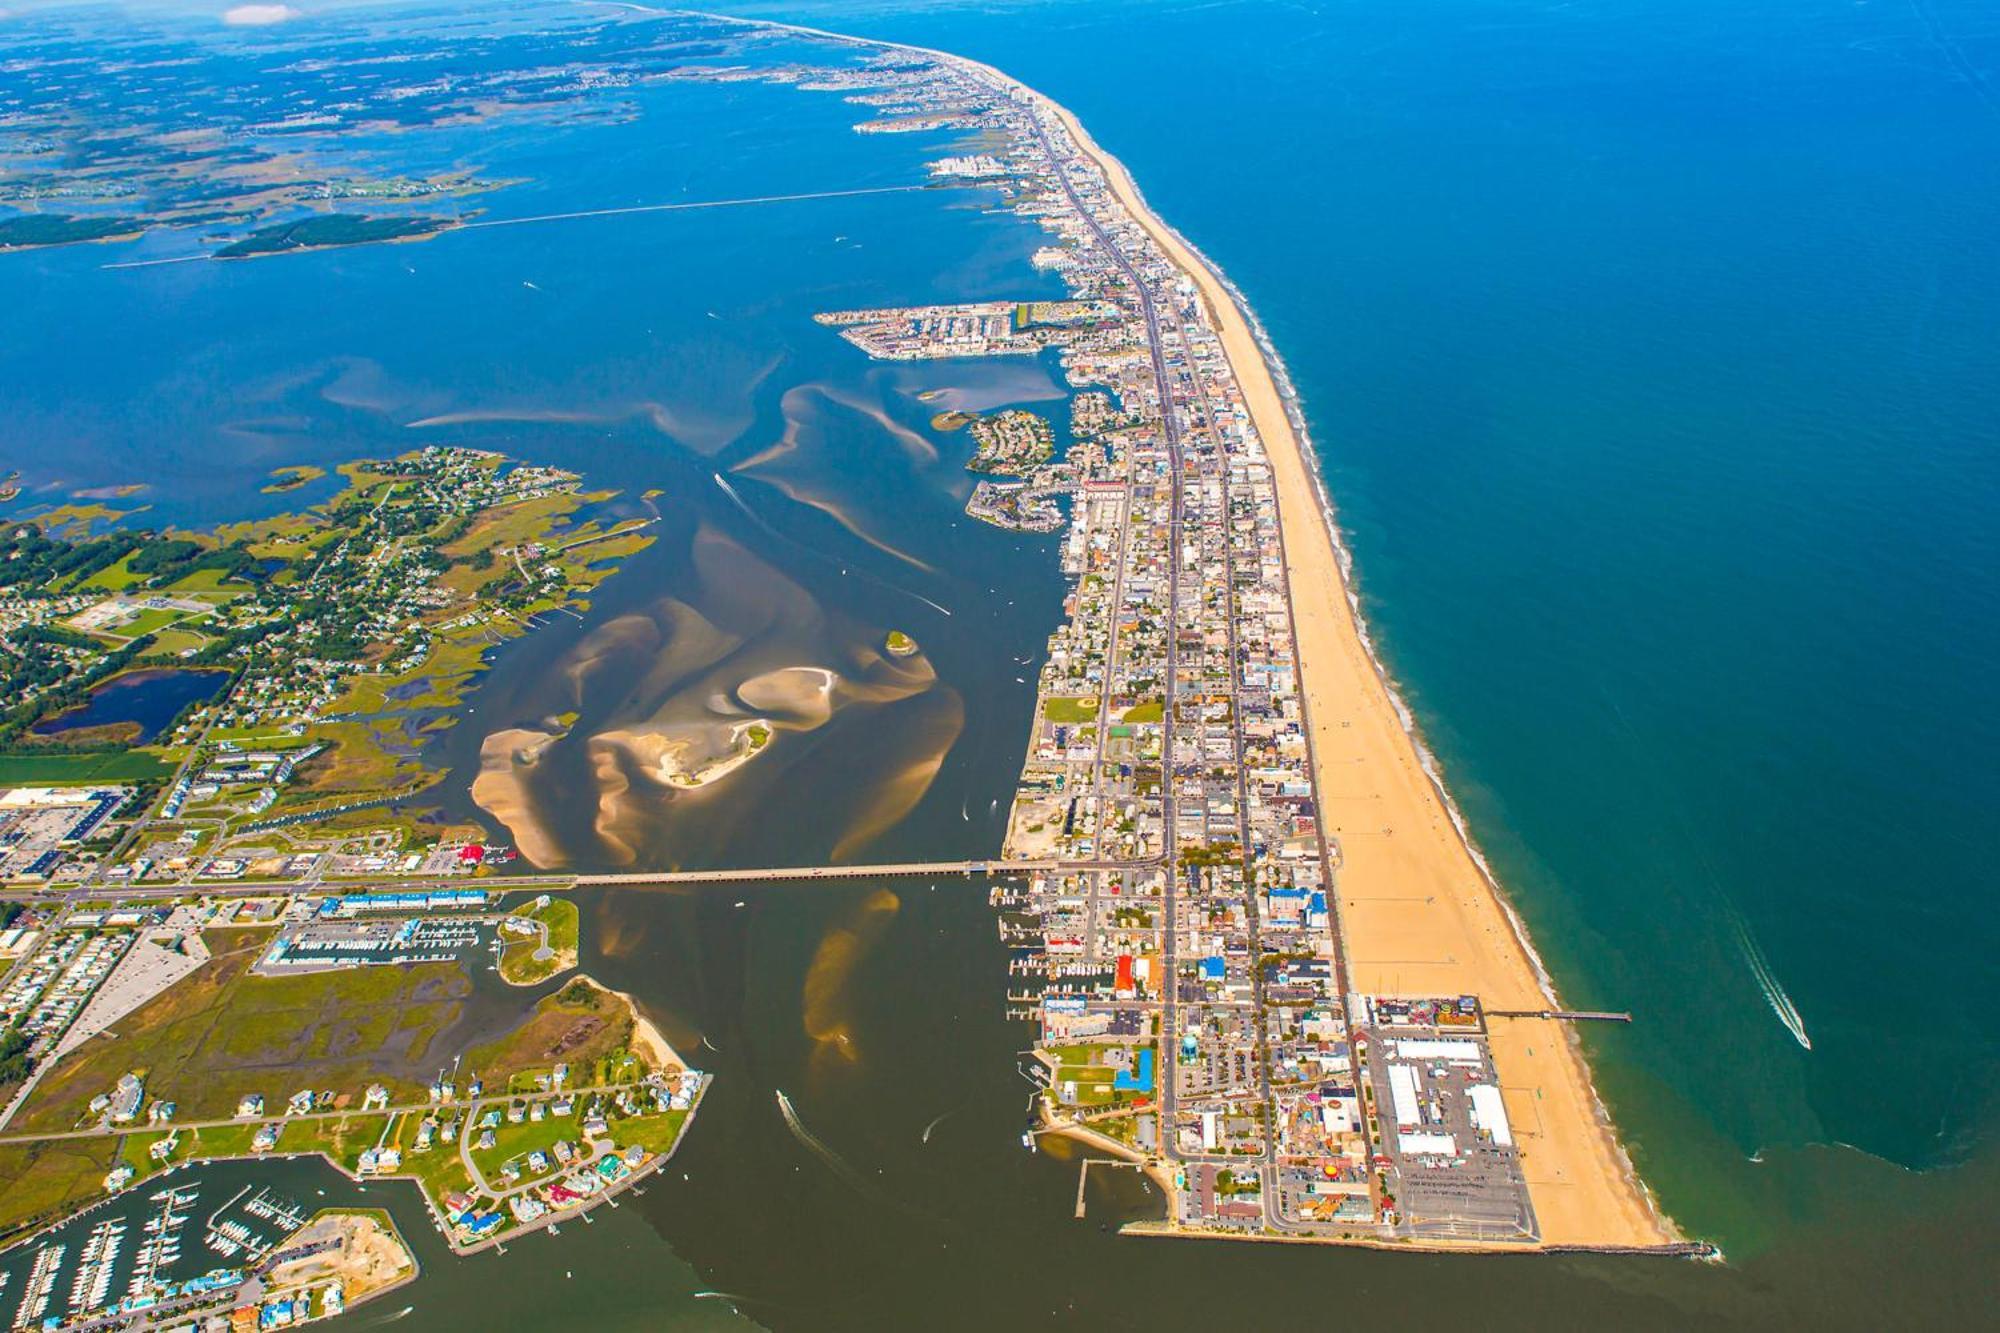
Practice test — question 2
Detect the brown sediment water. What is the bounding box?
[801,886,902,1076]
[468,727,565,867]
[470,519,966,869]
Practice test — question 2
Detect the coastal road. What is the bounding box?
[0,1079,647,1146]
[1024,109,1197,1172]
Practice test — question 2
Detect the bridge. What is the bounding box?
[573,858,1151,887]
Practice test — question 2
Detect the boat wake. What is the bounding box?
[920,1107,957,1143]
[775,1089,878,1195]
[713,471,760,523]
[1731,913,1811,1050]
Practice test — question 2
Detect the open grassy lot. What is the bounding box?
[470,1113,578,1183]
[77,552,142,592]
[13,929,471,1132]
[613,1108,689,1155]
[463,980,639,1092]
[108,606,195,639]
[1046,1042,1151,1108]
[0,749,172,784]
[498,897,579,985]
[143,626,215,658]
[392,1116,475,1202]
[160,567,250,597]
[0,1139,119,1244]
[114,1114,393,1185]
[1042,696,1099,724]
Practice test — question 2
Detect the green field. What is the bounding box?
[78,553,142,592]
[471,1111,581,1182]
[0,749,173,784]
[12,930,471,1133]
[1042,696,1099,724]
[109,606,193,639]
[1046,1042,1149,1108]
[144,626,214,658]
[0,1139,118,1244]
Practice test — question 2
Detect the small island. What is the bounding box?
[260,464,327,494]
[966,409,1056,474]
[884,629,919,658]
[213,213,455,260]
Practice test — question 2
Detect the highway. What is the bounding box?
[1023,90,1365,1233]
[1027,112,1195,1175]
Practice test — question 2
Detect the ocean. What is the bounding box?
[1,0,1993,1326]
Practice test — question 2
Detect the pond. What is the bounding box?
[32,668,230,744]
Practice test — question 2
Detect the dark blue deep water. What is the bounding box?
[1,1,1993,1326]
[718,0,2000,1292]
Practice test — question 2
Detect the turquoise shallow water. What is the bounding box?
[1,0,1994,1325]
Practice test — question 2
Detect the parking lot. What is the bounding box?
[1356,995,1539,1243]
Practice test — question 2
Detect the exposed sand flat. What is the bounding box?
[1030,96,1677,1248]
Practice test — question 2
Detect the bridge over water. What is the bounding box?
[572,858,1151,887]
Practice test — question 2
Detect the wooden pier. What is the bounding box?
[1485,1009,1633,1023]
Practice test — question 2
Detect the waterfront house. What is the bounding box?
[108,1072,144,1123]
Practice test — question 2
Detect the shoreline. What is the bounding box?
[1037,82,1679,1249]
[728,11,1677,1249]
[572,972,690,1072]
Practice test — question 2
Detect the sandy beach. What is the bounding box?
[574,973,690,1073]
[1030,99,1677,1248]
[746,12,1676,1249]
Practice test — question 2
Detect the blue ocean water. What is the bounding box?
[718,0,2000,1252]
[0,1,1993,1324]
